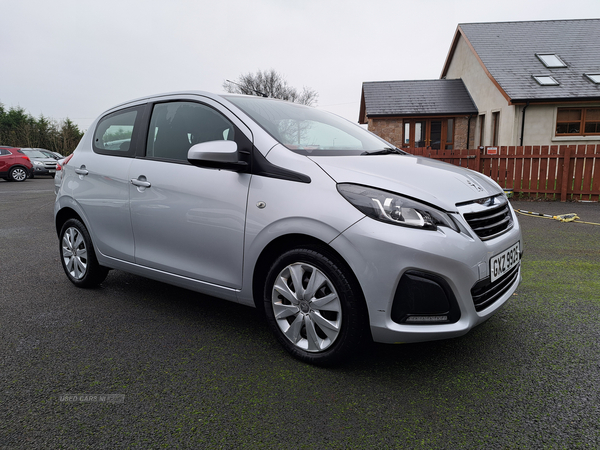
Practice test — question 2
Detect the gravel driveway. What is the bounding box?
[1,178,599,449]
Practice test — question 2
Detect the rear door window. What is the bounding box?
[93,106,144,156]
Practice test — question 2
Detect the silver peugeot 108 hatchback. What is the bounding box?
[54,91,522,365]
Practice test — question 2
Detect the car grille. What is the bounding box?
[43,161,57,169]
[462,199,513,240]
[470,264,520,312]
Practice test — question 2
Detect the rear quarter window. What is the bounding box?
[93,106,145,156]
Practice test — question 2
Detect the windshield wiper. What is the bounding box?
[361,147,406,156]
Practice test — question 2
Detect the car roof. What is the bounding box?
[105,90,219,112]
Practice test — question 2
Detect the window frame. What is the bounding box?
[532,75,559,86]
[584,73,600,84]
[491,111,500,146]
[92,105,146,157]
[445,118,454,150]
[478,114,486,147]
[536,53,567,68]
[141,99,254,166]
[555,107,600,137]
[400,117,455,149]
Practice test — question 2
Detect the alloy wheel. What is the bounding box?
[62,227,88,280]
[271,262,342,352]
[10,167,27,182]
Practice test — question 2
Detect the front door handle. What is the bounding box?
[130,177,151,188]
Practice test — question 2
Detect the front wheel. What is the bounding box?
[59,218,109,287]
[264,247,368,366]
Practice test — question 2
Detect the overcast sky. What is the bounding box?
[2,0,600,132]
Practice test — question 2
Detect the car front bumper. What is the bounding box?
[32,166,56,176]
[332,210,522,344]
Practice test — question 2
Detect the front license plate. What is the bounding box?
[49,170,56,173]
[490,242,520,282]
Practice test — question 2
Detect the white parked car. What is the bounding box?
[54,91,522,365]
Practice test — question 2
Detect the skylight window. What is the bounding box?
[532,75,559,86]
[585,73,600,84]
[536,54,567,68]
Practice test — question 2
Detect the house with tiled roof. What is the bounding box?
[359,79,477,150]
[360,18,600,149]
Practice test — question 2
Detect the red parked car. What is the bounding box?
[0,146,34,182]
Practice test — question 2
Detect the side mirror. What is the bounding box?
[187,141,248,172]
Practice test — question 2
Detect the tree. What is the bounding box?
[0,101,84,155]
[223,69,318,106]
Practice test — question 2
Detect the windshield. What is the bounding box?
[224,95,394,156]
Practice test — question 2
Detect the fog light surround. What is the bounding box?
[391,270,461,325]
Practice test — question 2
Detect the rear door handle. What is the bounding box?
[75,166,88,176]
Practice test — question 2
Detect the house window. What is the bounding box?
[556,108,600,136]
[446,118,454,150]
[491,112,500,146]
[585,73,600,84]
[536,53,567,68]
[533,75,559,86]
[478,114,485,147]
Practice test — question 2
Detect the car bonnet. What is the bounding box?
[308,154,503,212]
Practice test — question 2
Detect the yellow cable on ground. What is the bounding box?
[514,209,600,226]
[573,220,600,226]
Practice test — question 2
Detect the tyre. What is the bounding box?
[8,166,28,182]
[264,246,368,366]
[59,218,109,287]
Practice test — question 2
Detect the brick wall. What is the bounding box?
[368,118,404,148]
[454,116,477,150]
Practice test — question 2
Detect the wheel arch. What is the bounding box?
[55,207,84,237]
[251,233,368,319]
[10,164,31,172]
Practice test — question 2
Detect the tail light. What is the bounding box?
[56,154,74,171]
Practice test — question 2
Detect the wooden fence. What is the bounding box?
[403,145,600,202]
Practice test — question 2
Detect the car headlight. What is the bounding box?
[33,161,43,166]
[337,183,459,232]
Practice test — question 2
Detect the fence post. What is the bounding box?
[475,146,482,173]
[560,146,571,202]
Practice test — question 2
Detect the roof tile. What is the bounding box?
[362,79,478,116]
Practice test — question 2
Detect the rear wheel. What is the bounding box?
[59,218,109,287]
[264,247,368,366]
[9,166,28,182]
